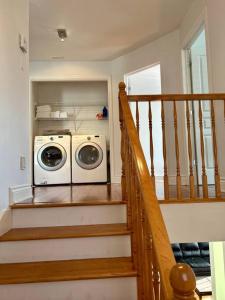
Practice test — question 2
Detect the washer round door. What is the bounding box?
[37,143,67,171]
[75,142,103,170]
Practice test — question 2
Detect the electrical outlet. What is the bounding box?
[20,156,26,170]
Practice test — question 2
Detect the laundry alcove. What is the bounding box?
[30,79,112,185]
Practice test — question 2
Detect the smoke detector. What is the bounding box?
[57,29,67,42]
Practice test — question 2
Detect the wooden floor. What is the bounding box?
[11,183,225,209]
[0,257,136,285]
[11,184,124,208]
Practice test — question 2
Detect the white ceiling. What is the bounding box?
[30,0,193,61]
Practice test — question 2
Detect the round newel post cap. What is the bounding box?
[170,263,197,300]
[119,82,126,92]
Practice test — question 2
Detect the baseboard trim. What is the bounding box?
[221,177,225,193]
[9,184,33,205]
[0,209,12,236]
[111,175,121,184]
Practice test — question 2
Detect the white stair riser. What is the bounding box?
[0,235,131,263]
[12,205,126,228]
[0,277,137,300]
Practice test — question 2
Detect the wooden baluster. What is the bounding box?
[198,100,208,199]
[130,156,138,269]
[186,101,195,199]
[148,101,156,191]
[135,184,144,300]
[119,82,127,201]
[170,263,198,300]
[161,101,169,200]
[136,101,140,137]
[210,100,221,198]
[126,139,132,229]
[143,221,154,300]
[152,248,160,300]
[173,101,182,200]
[141,210,155,300]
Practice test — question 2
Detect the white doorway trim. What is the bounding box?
[181,7,213,93]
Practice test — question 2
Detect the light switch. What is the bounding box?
[20,156,26,170]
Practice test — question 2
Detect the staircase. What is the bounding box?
[0,198,137,300]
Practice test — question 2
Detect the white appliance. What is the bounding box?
[34,135,71,185]
[72,135,107,183]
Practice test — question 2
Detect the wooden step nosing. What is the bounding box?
[0,224,131,242]
[0,271,137,285]
[0,257,137,285]
[10,201,126,209]
[0,231,131,242]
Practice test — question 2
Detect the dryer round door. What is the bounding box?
[37,143,67,171]
[75,142,103,170]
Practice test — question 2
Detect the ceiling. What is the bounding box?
[30,0,193,61]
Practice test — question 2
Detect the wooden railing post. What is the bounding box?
[161,101,169,200]
[119,82,127,202]
[173,100,182,200]
[148,101,156,191]
[170,264,197,300]
[186,101,195,199]
[210,100,221,198]
[198,100,208,199]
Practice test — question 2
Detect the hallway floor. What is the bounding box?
[12,184,123,208]
[11,182,224,208]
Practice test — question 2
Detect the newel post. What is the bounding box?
[118,82,127,202]
[170,263,198,300]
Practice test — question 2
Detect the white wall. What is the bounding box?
[30,61,111,80]
[161,202,225,243]
[210,242,225,300]
[0,0,29,210]
[111,30,188,181]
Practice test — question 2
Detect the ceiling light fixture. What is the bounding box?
[57,29,67,42]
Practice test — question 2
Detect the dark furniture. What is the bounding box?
[172,242,211,277]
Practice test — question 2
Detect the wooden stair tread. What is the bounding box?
[0,257,136,284]
[0,224,130,242]
[11,200,126,209]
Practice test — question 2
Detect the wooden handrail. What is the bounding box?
[119,82,197,299]
[128,93,225,101]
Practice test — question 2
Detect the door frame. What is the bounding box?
[181,17,214,185]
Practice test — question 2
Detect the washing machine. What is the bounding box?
[34,135,71,185]
[72,135,107,183]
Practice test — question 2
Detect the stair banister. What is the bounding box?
[118,82,197,300]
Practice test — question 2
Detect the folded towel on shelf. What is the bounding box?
[36,105,52,112]
[59,111,68,118]
[50,111,60,118]
[36,111,51,119]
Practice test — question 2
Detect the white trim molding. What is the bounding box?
[9,184,33,205]
[0,209,12,236]
[111,175,121,184]
[221,177,225,193]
